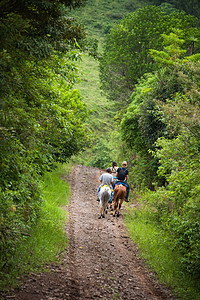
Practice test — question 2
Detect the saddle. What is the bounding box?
[115,180,127,187]
[100,185,113,192]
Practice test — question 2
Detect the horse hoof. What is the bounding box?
[102,215,105,218]
[98,215,102,219]
[117,213,120,217]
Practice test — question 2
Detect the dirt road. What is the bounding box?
[2,165,175,299]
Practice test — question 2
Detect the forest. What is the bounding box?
[0,0,200,298]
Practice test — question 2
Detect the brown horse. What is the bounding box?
[112,184,126,217]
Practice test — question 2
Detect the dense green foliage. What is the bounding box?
[70,0,146,48]
[100,5,200,106]
[0,164,70,289]
[0,0,90,279]
[148,0,200,19]
[122,31,200,279]
[124,206,200,299]
[121,30,200,185]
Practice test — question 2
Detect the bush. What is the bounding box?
[145,135,200,277]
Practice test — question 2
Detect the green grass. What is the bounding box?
[72,0,147,49]
[124,206,200,300]
[72,53,119,167]
[0,163,71,290]
[77,54,115,132]
[70,0,149,167]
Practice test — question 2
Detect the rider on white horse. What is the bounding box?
[97,168,114,203]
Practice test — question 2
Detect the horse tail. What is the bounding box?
[113,184,126,201]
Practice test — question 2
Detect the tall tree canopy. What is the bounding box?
[100,5,200,106]
[121,30,200,187]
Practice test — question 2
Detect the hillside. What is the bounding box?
[72,0,147,47]
[71,0,148,167]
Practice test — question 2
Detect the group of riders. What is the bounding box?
[97,161,130,203]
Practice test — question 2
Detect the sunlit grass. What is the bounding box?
[73,54,118,166]
[124,206,200,299]
[1,163,71,290]
[77,54,114,132]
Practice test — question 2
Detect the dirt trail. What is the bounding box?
[1,165,175,300]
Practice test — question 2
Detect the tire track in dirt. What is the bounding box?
[1,165,175,300]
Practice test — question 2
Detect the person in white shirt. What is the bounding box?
[97,168,114,202]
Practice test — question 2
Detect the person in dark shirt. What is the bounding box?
[115,161,130,202]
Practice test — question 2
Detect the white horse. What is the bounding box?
[98,185,111,219]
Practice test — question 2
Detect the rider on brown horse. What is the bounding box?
[114,161,130,202]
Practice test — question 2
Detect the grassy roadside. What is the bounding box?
[0,163,71,290]
[124,204,200,299]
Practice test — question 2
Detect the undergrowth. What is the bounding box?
[0,163,70,290]
[124,204,200,299]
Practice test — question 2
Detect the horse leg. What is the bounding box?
[112,200,116,212]
[119,199,123,210]
[100,200,107,218]
[102,205,105,218]
[117,204,120,217]
[99,202,103,219]
[117,198,124,217]
[113,199,118,217]
[115,198,121,217]
[116,201,120,217]
[109,202,113,211]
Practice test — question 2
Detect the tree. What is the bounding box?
[121,31,200,189]
[148,0,200,19]
[100,5,200,106]
[0,0,90,275]
[121,31,200,276]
